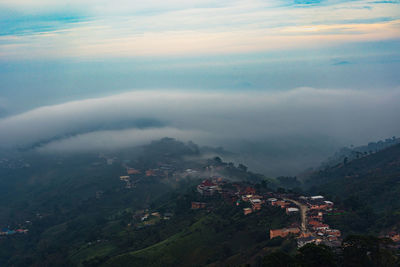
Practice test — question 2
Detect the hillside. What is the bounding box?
[304,143,400,235]
[305,143,400,210]
[0,139,399,266]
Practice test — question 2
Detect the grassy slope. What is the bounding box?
[101,206,294,267]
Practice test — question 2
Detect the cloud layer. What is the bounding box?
[0,88,399,149]
[1,87,399,175]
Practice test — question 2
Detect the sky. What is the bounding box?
[0,0,399,175]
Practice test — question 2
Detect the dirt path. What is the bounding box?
[284,198,308,232]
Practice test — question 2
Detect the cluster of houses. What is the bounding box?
[132,210,174,228]
[120,176,133,188]
[0,158,30,169]
[382,231,400,248]
[195,178,277,216]
[196,178,224,196]
[267,198,300,215]
[119,163,180,189]
[0,228,28,236]
[269,195,342,247]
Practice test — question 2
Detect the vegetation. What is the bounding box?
[0,138,399,266]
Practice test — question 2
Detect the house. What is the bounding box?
[286,207,299,214]
[163,213,173,220]
[146,170,157,176]
[270,228,300,239]
[308,220,321,226]
[191,202,207,209]
[310,204,329,210]
[297,236,317,248]
[311,195,324,200]
[197,180,219,196]
[120,176,130,181]
[250,199,262,211]
[325,229,341,237]
[151,212,161,217]
[127,168,141,175]
[241,195,253,202]
[314,224,330,231]
[327,235,339,242]
[243,208,253,215]
[272,200,289,208]
[244,187,256,195]
[387,232,400,242]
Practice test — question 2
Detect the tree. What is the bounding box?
[238,163,248,172]
[295,244,336,267]
[263,251,295,267]
[342,235,398,267]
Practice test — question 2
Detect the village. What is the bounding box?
[116,157,400,248]
[192,177,344,248]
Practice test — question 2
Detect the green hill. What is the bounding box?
[305,143,400,210]
[304,143,400,235]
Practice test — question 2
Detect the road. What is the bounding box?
[284,198,309,232]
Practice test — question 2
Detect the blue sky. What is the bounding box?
[0,0,399,174]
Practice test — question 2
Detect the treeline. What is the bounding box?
[263,235,399,267]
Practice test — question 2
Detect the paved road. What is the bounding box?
[284,198,309,232]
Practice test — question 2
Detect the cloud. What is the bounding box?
[0,88,399,149]
[0,0,399,59]
[1,87,399,175]
[36,127,208,152]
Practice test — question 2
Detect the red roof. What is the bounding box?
[202,180,215,186]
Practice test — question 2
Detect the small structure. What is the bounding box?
[311,195,324,200]
[151,212,161,217]
[191,202,207,209]
[120,176,130,181]
[163,213,173,220]
[197,180,219,196]
[127,168,141,175]
[286,207,300,214]
[244,187,256,195]
[250,199,262,211]
[270,228,300,239]
[297,236,317,248]
[243,208,253,215]
[272,200,289,208]
[146,170,157,176]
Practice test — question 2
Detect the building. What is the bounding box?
[270,228,300,239]
[197,180,219,196]
[250,199,262,211]
[272,200,289,208]
[243,208,253,215]
[146,170,157,176]
[127,168,141,175]
[310,204,329,210]
[311,195,324,200]
[286,207,300,214]
[297,236,317,248]
[191,202,207,209]
[244,187,256,195]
